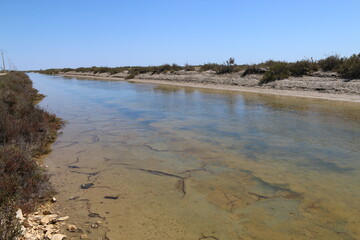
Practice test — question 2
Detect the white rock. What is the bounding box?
[41,214,58,225]
[51,234,67,240]
[51,197,57,203]
[57,216,69,221]
[30,215,42,221]
[45,231,53,240]
[16,209,25,221]
[24,232,35,238]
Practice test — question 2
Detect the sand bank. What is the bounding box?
[59,71,360,103]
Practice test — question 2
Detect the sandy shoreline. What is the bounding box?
[58,73,360,103]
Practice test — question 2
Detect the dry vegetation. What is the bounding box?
[36,54,360,84]
[0,72,63,239]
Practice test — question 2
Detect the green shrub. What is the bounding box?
[318,55,343,71]
[259,62,290,85]
[184,64,195,71]
[200,63,220,72]
[289,60,318,77]
[337,54,360,79]
[242,66,267,77]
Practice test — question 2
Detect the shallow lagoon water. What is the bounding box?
[30,73,360,239]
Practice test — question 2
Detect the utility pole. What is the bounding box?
[8,59,11,71]
[1,52,5,72]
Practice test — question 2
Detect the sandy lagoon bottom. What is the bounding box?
[31,73,360,240]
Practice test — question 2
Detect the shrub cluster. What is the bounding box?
[337,54,360,80]
[0,72,62,239]
[318,55,343,72]
[36,53,360,83]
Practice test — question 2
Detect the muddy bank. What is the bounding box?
[59,70,360,102]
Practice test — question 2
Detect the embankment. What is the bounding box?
[59,70,360,102]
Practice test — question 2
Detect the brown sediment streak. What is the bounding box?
[90,135,100,143]
[199,233,220,240]
[107,162,131,167]
[70,170,100,178]
[67,156,80,166]
[175,178,186,199]
[180,162,213,174]
[143,143,184,152]
[247,191,270,200]
[132,167,188,198]
[56,141,79,148]
[80,128,97,134]
[135,168,184,178]
[219,189,242,213]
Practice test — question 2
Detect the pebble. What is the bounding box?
[51,234,67,240]
[16,209,25,221]
[41,214,58,225]
[58,216,70,221]
[80,234,89,239]
[67,224,77,232]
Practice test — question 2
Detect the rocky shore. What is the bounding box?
[17,200,94,240]
[60,70,360,96]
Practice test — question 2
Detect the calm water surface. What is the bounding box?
[30,73,360,240]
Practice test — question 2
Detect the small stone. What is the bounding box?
[51,197,57,203]
[80,234,88,239]
[67,224,77,232]
[30,215,42,221]
[23,220,30,228]
[41,214,58,225]
[45,224,55,233]
[96,221,102,224]
[45,232,53,240]
[91,223,98,228]
[51,234,67,240]
[69,196,79,200]
[43,210,52,215]
[16,209,25,221]
[80,183,94,189]
[57,216,69,221]
[24,232,34,238]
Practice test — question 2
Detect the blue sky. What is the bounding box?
[1,0,360,70]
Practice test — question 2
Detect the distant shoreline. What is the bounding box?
[55,72,360,103]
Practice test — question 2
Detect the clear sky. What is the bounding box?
[1,0,360,70]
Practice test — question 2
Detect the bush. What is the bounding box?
[0,72,62,237]
[242,66,267,77]
[0,146,53,211]
[0,202,21,240]
[318,55,343,71]
[216,65,236,74]
[184,64,195,71]
[337,54,360,80]
[259,62,290,85]
[289,60,318,77]
[200,63,220,72]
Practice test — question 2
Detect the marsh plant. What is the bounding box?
[0,72,62,239]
